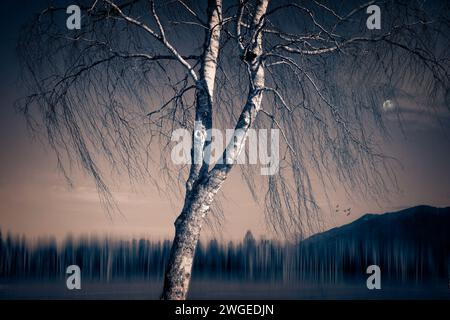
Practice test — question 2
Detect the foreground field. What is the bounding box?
[1,279,448,300]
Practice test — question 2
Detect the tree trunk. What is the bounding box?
[161,214,202,300]
[161,0,268,300]
[161,173,224,300]
[161,1,223,300]
[161,208,203,299]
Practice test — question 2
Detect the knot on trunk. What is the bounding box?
[243,49,257,62]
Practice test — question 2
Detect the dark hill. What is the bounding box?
[297,205,450,282]
[305,205,450,245]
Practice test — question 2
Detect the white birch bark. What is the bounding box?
[185,0,222,193]
[162,0,269,300]
[162,0,223,300]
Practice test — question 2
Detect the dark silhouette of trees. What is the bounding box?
[2,205,450,284]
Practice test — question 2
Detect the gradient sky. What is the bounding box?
[0,0,449,243]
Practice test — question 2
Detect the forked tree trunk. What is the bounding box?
[161,69,266,299]
[162,0,223,300]
[162,0,268,300]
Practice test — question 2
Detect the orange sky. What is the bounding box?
[0,1,449,243]
[1,86,449,243]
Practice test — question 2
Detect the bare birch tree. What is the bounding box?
[18,0,449,299]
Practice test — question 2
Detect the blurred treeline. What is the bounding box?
[0,225,448,283]
[0,230,287,281]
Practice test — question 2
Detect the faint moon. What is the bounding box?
[382,99,395,111]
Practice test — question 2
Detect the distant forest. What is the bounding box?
[1,207,449,284]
